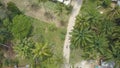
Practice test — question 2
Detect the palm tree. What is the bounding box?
[107,26,120,68]
[71,15,93,49]
[108,44,120,68]
[100,20,115,35]
[32,43,52,68]
[55,3,65,16]
[71,28,93,48]
[74,15,89,30]
[106,6,120,21]
[82,34,108,65]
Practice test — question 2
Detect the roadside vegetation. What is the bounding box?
[0,0,71,68]
[70,0,120,67]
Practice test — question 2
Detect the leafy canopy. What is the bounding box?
[11,15,32,39]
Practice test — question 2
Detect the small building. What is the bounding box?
[57,0,71,5]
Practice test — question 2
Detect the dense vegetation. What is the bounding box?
[71,0,120,67]
[0,0,69,68]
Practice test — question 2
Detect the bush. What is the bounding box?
[102,0,111,8]
[11,15,32,39]
[65,5,73,15]
[60,29,66,40]
[3,58,19,67]
[7,2,22,18]
[48,23,57,32]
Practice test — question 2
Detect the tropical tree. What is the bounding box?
[13,38,34,59]
[81,34,109,66]
[71,15,93,49]
[71,28,93,48]
[74,15,89,29]
[108,44,120,68]
[0,27,10,43]
[55,3,65,16]
[99,20,115,35]
[107,26,120,68]
[7,2,22,19]
[32,42,52,68]
[11,15,32,39]
[14,38,52,68]
[101,0,111,8]
[106,6,120,21]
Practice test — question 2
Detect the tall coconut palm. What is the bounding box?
[32,43,52,68]
[108,44,120,68]
[82,34,108,65]
[71,14,93,49]
[74,15,89,30]
[55,3,65,16]
[100,20,115,35]
[106,6,120,21]
[107,26,120,68]
[71,28,93,49]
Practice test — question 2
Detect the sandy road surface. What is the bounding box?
[63,0,82,68]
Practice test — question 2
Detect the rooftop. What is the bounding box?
[57,0,71,5]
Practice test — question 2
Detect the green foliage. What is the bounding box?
[106,26,120,67]
[0,27,10,43]
[7,2,22,16]
[38,0,48,3]
[0,1,66,67]
[71,28,93,49]
[71,0,120,66]
[48,23,57,31]
[100,21,115,35]
[101,0,111,8]
[0,51,4,67]
[83,35,108,60]
[71,15,93,49]
[32,43,52,60]
[3,58,19,67]
[106,6,120,21]
[3,18,12,32]
[14,38,34,59]
[55,3,72,16]
[14,38,53,67]
[0,9,7,20]
[0,1,2,6]
[11,15,32,39]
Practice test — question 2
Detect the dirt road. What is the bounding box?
[63,0,82,68]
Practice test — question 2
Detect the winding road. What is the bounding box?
[63,0,82,68]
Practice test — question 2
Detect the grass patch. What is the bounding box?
[31,18,66,47]
[30,18,66,68]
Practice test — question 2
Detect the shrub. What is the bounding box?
[7,2,22,18]
[11,15,32,39]
[3,58,19,67]
[102,0,111,8]
[48,23,57,32]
